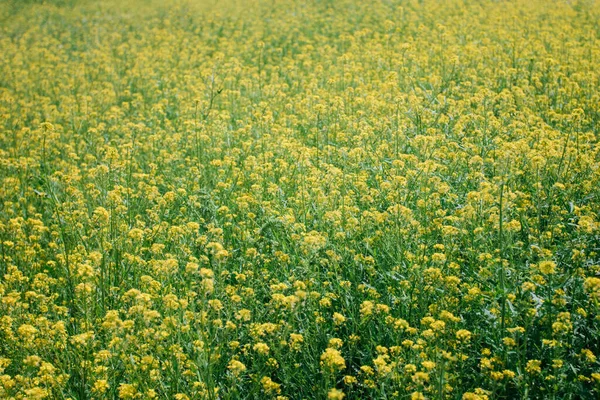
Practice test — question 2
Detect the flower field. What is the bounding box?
[1,0,600,398]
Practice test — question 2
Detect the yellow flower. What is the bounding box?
[360,301,374,318]
[525,360,542,374]
[208,299,223,312]
[503,370,515,379]
[253,342,270,355]
[92,379,109,394]
[538,261,556,275]
[456,329,472,342]
[289,333,304,351]
[23,388,48,399]
[118,383,138,399]
[320,348,346,373]
[333,312,346,326]
[227,359,246,377]
[412,372,430,385]
[128,228,144,241]
[327,388,345,400]
[404,364,417,374]
[422,361,436,371]
[260,376,281,394]
[462,393,488,400]
[584,277,600,300]
[581,349,597,364]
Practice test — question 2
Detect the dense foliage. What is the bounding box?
[1,0,599,398]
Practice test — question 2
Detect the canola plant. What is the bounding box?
[0,0,599,398]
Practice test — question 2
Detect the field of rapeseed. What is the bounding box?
[1,0,600,398]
